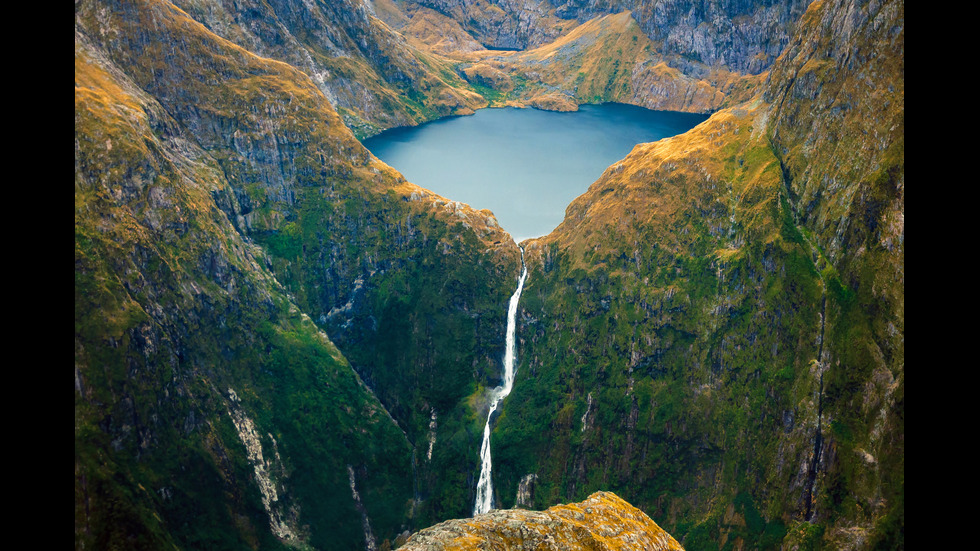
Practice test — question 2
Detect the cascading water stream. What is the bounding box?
[473,248,527,515]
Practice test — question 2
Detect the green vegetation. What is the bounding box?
[74,1,507,547]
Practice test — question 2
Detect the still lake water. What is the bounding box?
[362,104,708,243]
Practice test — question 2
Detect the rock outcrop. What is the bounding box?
[401,491,684,550]
[168,0,487,137]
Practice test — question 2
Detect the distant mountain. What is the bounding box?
[403,0,809,74]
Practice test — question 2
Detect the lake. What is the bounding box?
[362,103,708,243]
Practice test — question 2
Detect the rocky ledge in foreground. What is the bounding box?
[400,491,684,550]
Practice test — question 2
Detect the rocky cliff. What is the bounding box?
[490,0,902,548]
[388,6,771,116]
[166,0,488,137]
[76,0,520,548]
[401,491,684,550]
[550,0,812,74]
[75,18,416,548]
[452,11,764,114]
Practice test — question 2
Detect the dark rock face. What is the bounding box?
[587,0,810,73]
[411,0,570,50]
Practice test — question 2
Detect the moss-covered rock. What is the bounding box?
[401,491,684,550]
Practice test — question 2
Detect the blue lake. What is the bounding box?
[362,104,708,243]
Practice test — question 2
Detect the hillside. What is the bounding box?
[76,0,520,548]
[167,0,489,138]
[496,0,903,548]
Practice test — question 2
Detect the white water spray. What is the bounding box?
[473,248,527,515]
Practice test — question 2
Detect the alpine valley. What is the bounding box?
[74,0,903,549]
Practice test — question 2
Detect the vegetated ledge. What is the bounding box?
[399,491,684,550]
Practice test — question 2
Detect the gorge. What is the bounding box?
[75,0,904,549]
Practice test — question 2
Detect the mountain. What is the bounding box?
[75,0,903,549]
[76,1,519,548]
[388,4,773,114]
[401,0,810,75]
[495,0,903,548]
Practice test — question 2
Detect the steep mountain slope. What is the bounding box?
[75,0,521,548]
[75,24,415,550]
[486,0,903,548]
[167,0,487,138]
[396,0,573,51]
[548,0,812,74]
[404,0,810,73]
[450,11,764,114]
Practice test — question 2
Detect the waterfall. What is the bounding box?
[473,248,527,515]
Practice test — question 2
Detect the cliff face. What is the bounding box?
[404,0,572,50]
[75,0,520,548]
[491,0,903,548]
[552,0,812,74]
[764,0,904,350]
[166,0,488,137]
[401,491,684,550]
[389,6,773,117]
[449,11,764,114]
[75,14,416,548]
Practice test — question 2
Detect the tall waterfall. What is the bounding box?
[473,248,527,515]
